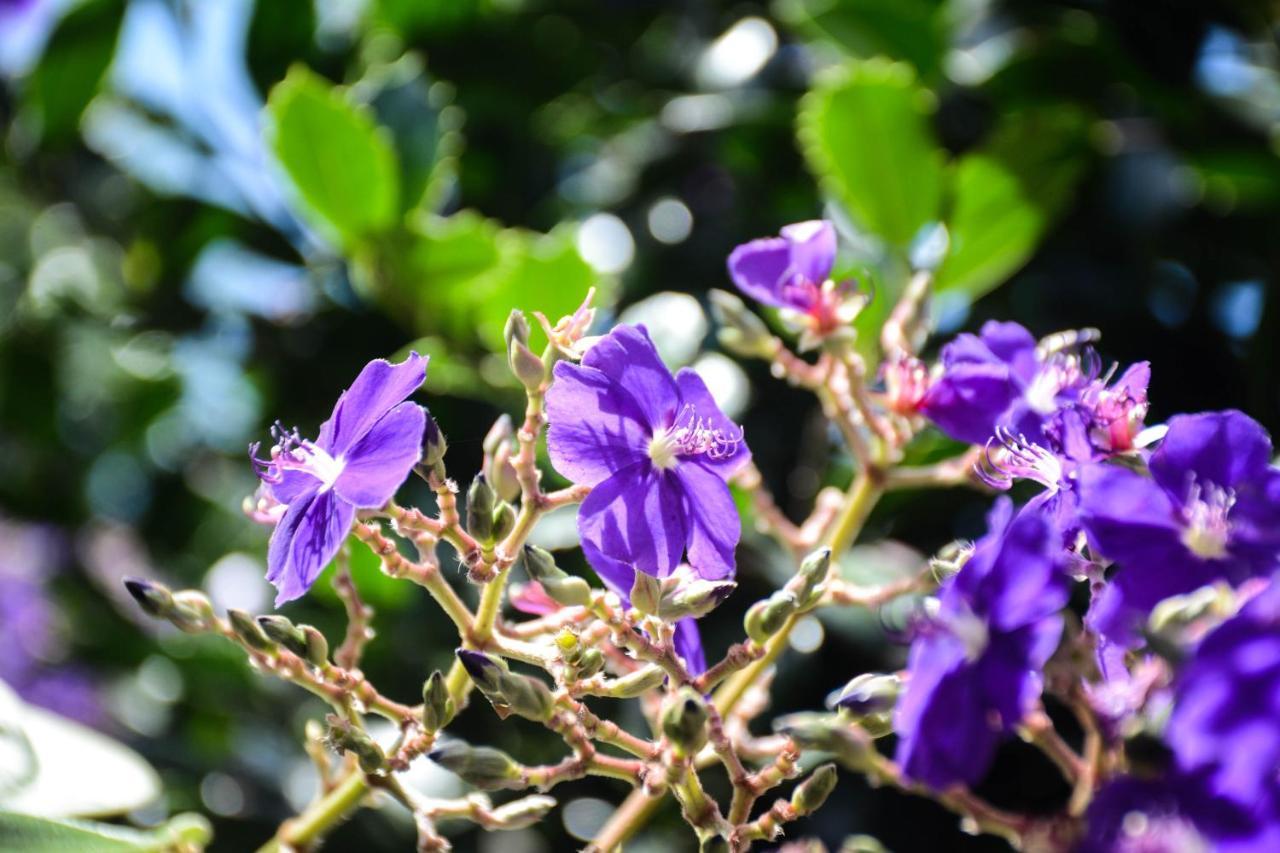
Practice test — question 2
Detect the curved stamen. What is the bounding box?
[977,427,1064,492]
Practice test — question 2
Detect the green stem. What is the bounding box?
[256,770,369,853]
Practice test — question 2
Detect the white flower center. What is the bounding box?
[647,404,743,471]
[1180,481,1234,560]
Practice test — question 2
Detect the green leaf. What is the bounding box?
[934,155,1045,299]
[776,0,947,80]
[24,0,123,144]
[265,66,400,246]
[0,812,209,853]
[799,59,945,247]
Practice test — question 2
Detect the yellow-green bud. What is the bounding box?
[123,577,174,619]
[301,625,329,667]
[522,546,592,607]
[744,591,797,643]
[710,289,775,359]
[773,712,874,772]
[467,474,496,541]
[658,579,736,620]
[169,591,215,633]
[791,763,838,814]
[327,721,385,773]
[605,664,666,698]
[630,571,662,615]
[458,650,555,722]
[661,687,708,755]
[228,609,273,652]
[574,648,606,679]
[422,670,455,731]
[429,740,521,790]
[790,547,832,607]
[257,615,308,658]
[491,501,517,542]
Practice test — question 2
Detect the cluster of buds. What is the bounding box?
[744,548,830,643]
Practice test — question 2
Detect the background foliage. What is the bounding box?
[1,0,1277,850]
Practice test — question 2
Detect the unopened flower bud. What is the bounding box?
[458,650,555,722]
[505,314,546,391]
[124,577,174,620]
[169,591,215,633]
[828,672,901,717]
[162,813,214,847]
[791,763,838,815]
[606,664,667,698]
[420,410,447,469]
[228,609,274,652]
[467,474,496,542]
[301,624,329,667]
[522,546,592,607]
[483,414,514,457]
[630,571,662,615]
[658,579,736,620]
[699,835,732,853]
[489,794,556,829]
[422,670,455,731]
[574,648,606,679]
[773,712,874,771]
[710,290,775,359]
[790,547,832,607]
[429,740,521,790]
[744,591,797,643]
[661,687,709,756]
[491,502,517,543]
[489,442,521,503]
[841,836,891,853]
[257,615,308,658]
[504,309,530,350]
[327,720,385,773]
[555,629,582,663]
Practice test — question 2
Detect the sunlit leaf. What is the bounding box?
[0,811,209,853]
[776,0,947,80]
[799,59,945,247]
[265,66,401,247]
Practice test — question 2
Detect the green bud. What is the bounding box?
[123,577,174,619]
[489,445,521,503]
[773,712,874,771]
[490,794,557,829]
[658,579,736,620]
[257,615,308,658]
[491,502,517,542]
[228,609,274,652]
[744,591,797,643]
[522,546,592,607]
[791,763,838,815]
[483,414,513,457]
[301,625,329,668]
[840,835,891,853]
[604,664,666,698]
[505,314,547,392]
[574,648,606,679]
[327,721,385,774]
[420,411,447,469]
[828,672,901,718]
[467,474,496,541]
[169,591,215,633]
[661,687,708,755]
[422,670,455,731]
[161,813,214,847]
[630,571,662,615]
[458,650,555,722]
[710,290,775,359]
[790,547,832,607]
[504,309,530,350]
[429,740,521,790]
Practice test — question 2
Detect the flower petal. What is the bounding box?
[779,220,836,286]
[267,468,323,505]
[1078,463,1183,567]
[674,461,740,581]
[921,361,1018,444]
[578,464,686,594]
[674,618,707,676]
[675,368,751,475]
[318,352,428,456]
[546,361,652,487]
[267,488,355,606]
[727,236,792,308]
[334,402,425,508]
[581,325,679,431]
[1150,410,1273,494]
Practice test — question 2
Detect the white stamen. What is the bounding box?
[1181,480,1234,560]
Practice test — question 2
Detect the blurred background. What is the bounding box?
[1,0,1277,850]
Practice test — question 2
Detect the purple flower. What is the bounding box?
[727,221,858,334]
[1079,410,1280,644]
[893,498,1068,789]
[1080,774,1276,853]
[1166,578,1280,810]
[253,354,428,605]
[674,618,706,676]
[545,325,749,595]
[921,322,1094,446]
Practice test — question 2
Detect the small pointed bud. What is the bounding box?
[773,712,874,772]
[658,579,736,620]
[605,664,666,698]
[929,540,974,582]
[790,547,832,607]
[575,648,606,679]
[555,629,582,663]
[509,337,547,392]
[123,577,174,619]
[429,740,521,790]
[457,649,508,693]
[841,835,891,853]
[301,624,329,667]
[458,649,555,721]
[744,591,797,643]
[828,672,901,717]
[467,474,496,541]
[327,720,385,773]
[483,414,514,457]
[710,290,775,360]
[257,615,309,658]
[169,591,215,633]
[661,687,709,756]
[791,763,838,815]
[489,794,557,829]
[489,443,521,503]
[228,609,274,652]
[491,502,517,542]
[420,410,447,468]
[162,813,214,847]
[422,670,455,732]
[522,546,592,607]
[630,571,662,615]
[504,309,531,349]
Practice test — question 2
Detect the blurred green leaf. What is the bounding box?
[776,0,947,80]
[798,59,945,247]
[0,811,208,853]
[24,0,123,144]
[265,66,401,246]
[1190,149,1280,210]
[934,155,1045,298]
